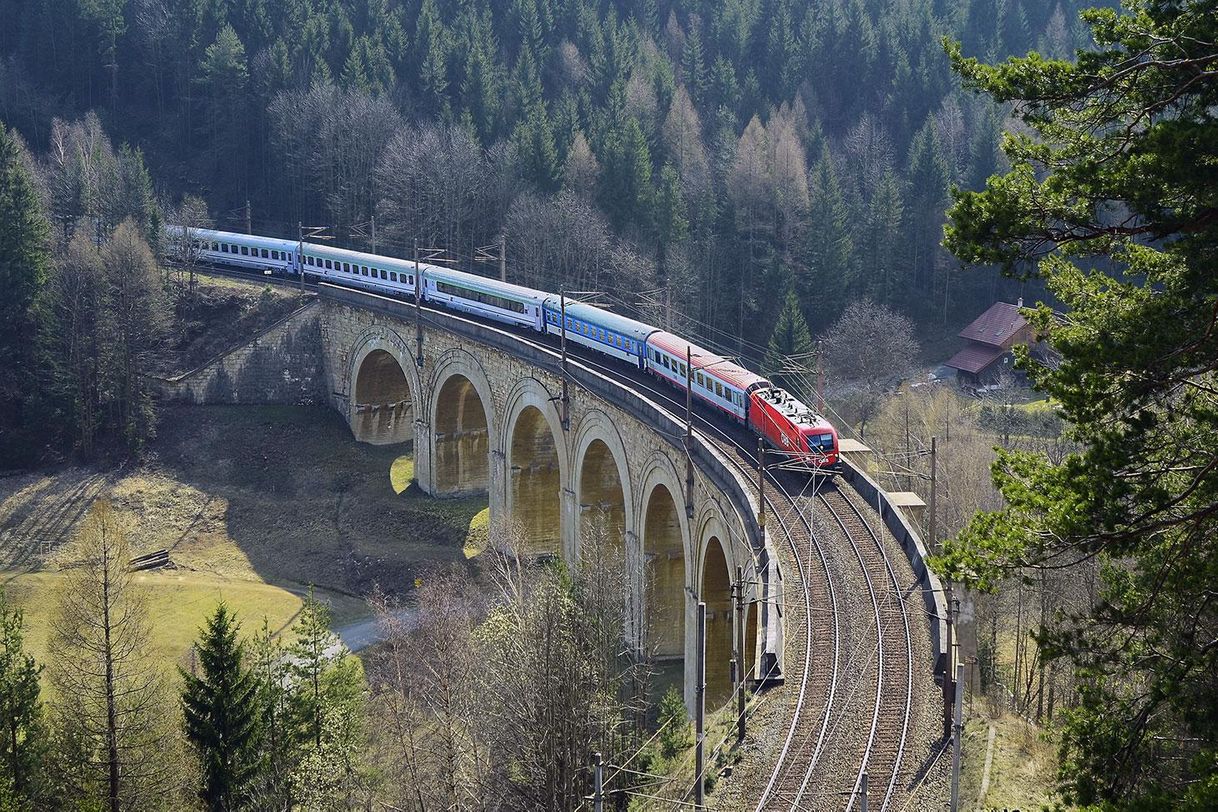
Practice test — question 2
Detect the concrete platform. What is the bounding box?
[838,438,872,454]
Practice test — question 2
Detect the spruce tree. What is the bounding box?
[0,591,48,807]
[943,2,1218,803]
[764,288,815,396]
[181,604,264,812]
[0,122,51,466]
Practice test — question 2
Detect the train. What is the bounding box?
[165,225,840,472]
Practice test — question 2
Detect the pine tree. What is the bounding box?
[599,117,654,231]
[764,288,814,395]
[0,122,51,465]
[0,591,48,807]
[943,3,1218,803]
[801,144,855,326]
[181,604,264,812]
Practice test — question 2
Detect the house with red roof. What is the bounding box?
[944,300,1035,384]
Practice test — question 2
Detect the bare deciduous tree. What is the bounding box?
[823,298,919,434]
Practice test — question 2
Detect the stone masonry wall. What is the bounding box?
[154,300,325,405]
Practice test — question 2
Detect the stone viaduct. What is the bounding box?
[162,284,782,711]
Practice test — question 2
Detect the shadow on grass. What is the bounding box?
[153,404,488,607]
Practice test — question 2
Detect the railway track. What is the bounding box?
[188,262,926,810]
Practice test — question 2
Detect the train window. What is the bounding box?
[390,272,397,282]
[261,248,269,258]
[680,363,687,377]
[240,246,249,255]
[270,250,278,260]
[210,242,218,251]
[361,267,369,276]
[653,349,661,362]
[407,276,413,286]
[715,382,723,397]
[220,244,228,253]
[380,270,387,280]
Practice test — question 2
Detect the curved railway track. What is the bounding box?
[190,264,926,810]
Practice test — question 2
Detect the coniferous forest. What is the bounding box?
[5,0,1218,809]
[0,0,1094,344]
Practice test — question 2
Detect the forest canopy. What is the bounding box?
[0,0,1096,353]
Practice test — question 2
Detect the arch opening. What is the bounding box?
[643,484,685,666]
[577,438,627,550]
[508,405,562,556]
[352,349,413,445]
[434,374,490,495]
[701,536,733,708]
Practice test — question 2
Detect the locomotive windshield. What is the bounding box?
[806,433,835,453]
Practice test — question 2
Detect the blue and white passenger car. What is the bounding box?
[542,298,658,368]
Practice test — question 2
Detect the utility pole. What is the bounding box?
[499,232,507,282]
[592,752,604,812]
[297,222,304,293]
[245,200,251,234]
[685,345,694,518]
[371,215,376,254]
[944,583,956,738]
[414,239,423,368]
[817,339,826,414]
[735,564,746,743]
[903,395,911,490]
[560,289,570,430]
[950,662,965,812]
[694,602,706,810]
[859,772,869,812]
[756,439,767,541]
[929,436,938,552]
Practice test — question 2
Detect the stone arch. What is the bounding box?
[572,411,635,559]
[502,378,570,557]
[347,330,421,445]
[638,456,691,667]
[429,351,497,497]
[699,534,733,708]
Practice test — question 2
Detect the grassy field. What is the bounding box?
[959,711,1061,810]
[1,404,488,670]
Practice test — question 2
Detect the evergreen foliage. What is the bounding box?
[0,122,50,467]
[181,604,264,812]
[0,0,1080,360]
[941,1,1218,805]
[764,288,815,396]
[0,591,48,807]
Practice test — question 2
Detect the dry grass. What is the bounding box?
[1,404,489,669]
[960,711,1061,811]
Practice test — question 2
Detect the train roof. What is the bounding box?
[425,264,550,304]
[648,331,770,392]
[544,298,660,343]
[176,226,299,251]
[303,241,418,272]
[754,387,834,431]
